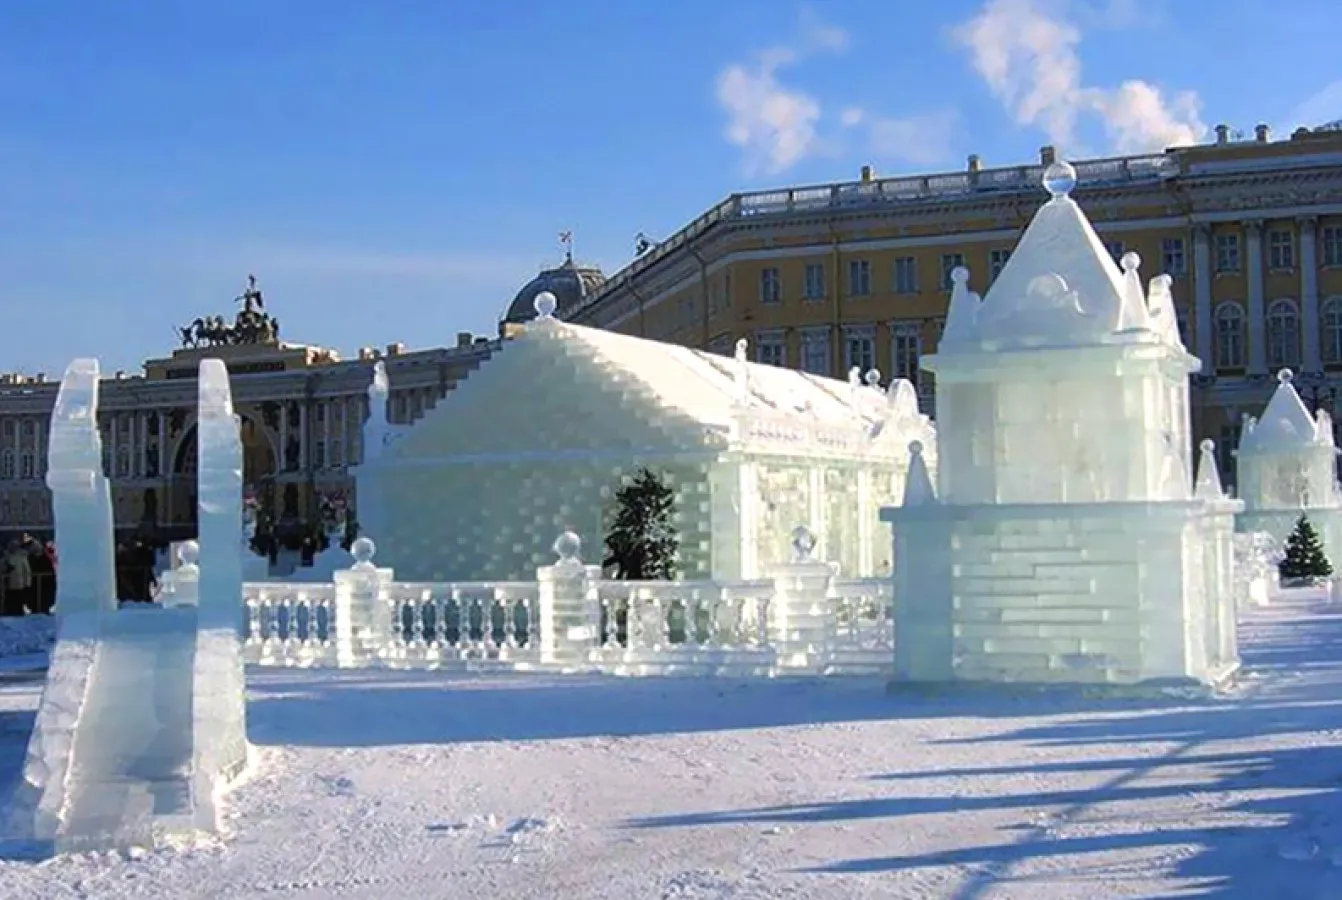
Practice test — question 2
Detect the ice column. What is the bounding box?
[191,358,249,792]
[45,358,116,613]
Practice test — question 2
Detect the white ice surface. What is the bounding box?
[0,593,1340,899]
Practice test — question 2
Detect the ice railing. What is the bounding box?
[238,529,895,676]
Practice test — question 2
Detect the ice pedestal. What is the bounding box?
[6,358,249,854]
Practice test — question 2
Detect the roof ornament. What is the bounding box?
[733,338,750,403]
[1042,160,1077,200]
[533,290,558,322]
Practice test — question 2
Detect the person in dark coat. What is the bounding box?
[27,538,54,614]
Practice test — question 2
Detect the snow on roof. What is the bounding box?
[1239,369,1328,454]
[944,162,1184,354]
[551,318,909,435]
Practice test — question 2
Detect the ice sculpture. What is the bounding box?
[882,161,1243,688]
[350,291,935,582]
[44,358,116,614]
[5,358,249,855]
[1236,368,1342,565]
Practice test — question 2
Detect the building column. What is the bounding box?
[1245,220,1267,374]
[279,405,290,473]
[1300,215,1321,373]
[156,411,167,478]
[340,397,351,468]
[11,418,20,479]
[1193,224,1213,366]
[138,412,149,477]
[321,400,331,470]
[109,414,120,479]
[299,403,309,471]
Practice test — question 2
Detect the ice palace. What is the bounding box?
[0,164,1339,898]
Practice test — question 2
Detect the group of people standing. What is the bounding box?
[2,534,58,616]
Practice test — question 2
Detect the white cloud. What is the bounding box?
[953,0,1204,155]
[716,10,959,175]
[1279,79,1342,132]
[842,107,960,167]
[714,11,849,176]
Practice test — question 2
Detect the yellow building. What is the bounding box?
[563,123,1342,485]
[0,277,502,546]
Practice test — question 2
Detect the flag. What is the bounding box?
[558,230,573,245]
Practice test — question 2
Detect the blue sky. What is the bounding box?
[1,0,1338,375]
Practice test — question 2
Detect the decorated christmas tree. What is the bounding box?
[603,468,678,580]
[1279,515,1333,582]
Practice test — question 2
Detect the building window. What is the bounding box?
[1323,227,1342,267]
[803,263,825,301]
[1161,237,1186,275]
[1269,229,1295,270]
[800,329,831,376]
[891,323,921,385]
[1217,423,1241,484]
[989,249,1011,282]
[940,254,964,290]
[20,451,36,480]
[759,267,781,304]
[1104,241,1125,265]
[314,440,327,470]
[848,259,871,297]
[844,328,875,374]
[1215,233,1241,273]
[755,332,786,367]
[1214,302,1245,369]
[0,449,12,480]
[1266,299,1301,368]
[1323,297,1342,364]
[893,256,917,294]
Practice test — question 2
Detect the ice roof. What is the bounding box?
[1239,369,1328,454]
[553,319,904,432]
[944,161,1182,353]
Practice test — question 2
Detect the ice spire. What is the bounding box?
[1193,439,1226,500]
[1146,274,1182,348]
[941,266,981,346]
[1116,252,1153,332]
[902,440,937,506]
[364,360,391,463]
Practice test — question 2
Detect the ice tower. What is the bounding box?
[1236,369,1342,565]
[6,358,248,854]
[881,162,1242,687]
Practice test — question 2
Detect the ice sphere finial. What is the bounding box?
[1121,252,1141,274]
[350,536,375,571]
[178,540,200,569]
[533,291,558,320]
[553,530,582,564]
[864,369,881,388]
[790,525,817,563]
[734,338,748,363]
[951,266,969,286]
[1278,368,1294,385]
[1042,160,1077,198]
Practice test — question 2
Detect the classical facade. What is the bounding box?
[0,276,501,544]
[564,123,1342,486]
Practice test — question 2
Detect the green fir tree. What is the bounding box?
[1279,515,1334,583]
[603,468,678,580]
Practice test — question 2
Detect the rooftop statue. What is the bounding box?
[178,274,282,348]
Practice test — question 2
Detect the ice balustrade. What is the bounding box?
[239,528,896,676]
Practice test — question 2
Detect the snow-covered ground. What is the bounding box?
[2,595,1340,899]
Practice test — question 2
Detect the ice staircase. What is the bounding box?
[5,358,248,855]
